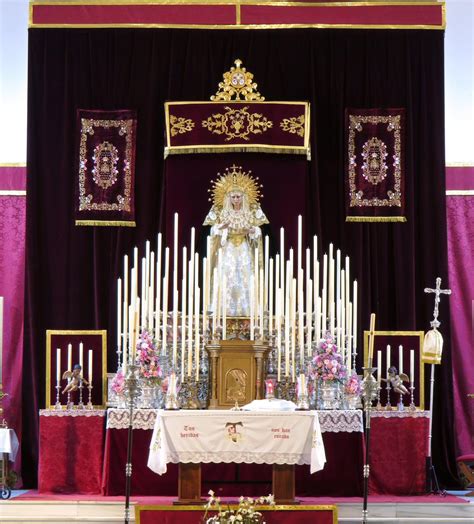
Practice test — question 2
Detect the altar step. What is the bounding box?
[1,499,473,524]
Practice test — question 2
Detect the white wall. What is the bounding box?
[0,1,472,165]
[0,0,28,163]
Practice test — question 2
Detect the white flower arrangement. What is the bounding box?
[202,491,275,524]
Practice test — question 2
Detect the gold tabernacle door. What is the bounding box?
[206,340,270,409]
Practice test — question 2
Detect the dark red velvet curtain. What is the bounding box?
[25,28,455,487]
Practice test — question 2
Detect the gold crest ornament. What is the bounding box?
[211,59,264,102]
[207,164,263,210]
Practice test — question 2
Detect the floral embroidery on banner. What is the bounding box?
[280,115,305,137]
[202,106,273,141]
[169,115,195,137]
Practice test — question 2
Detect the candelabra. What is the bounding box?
[361,365,379,524]
[123,363,142,524]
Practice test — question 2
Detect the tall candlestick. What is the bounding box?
[346,302,352,373]
[259,268,264,333]
[181,277,186,382]
[172,288,178,367]
[410,349,415,384]
[377,350,382,383]
[141,257,147,328]
[117,278,122,350]
[269,258,274,334]
[328,250,334,331]
[145,240,150,310]
[212,268,218,338]
[322,254,328,332]
[353,280,358,351]
[276,288,281,382]
[149,252,155,331]
[336,249,341,316]
[315,296,321,345]
[399,345,403,374]
[306,279,313,356]
[345,256,350,330]
[156,233,162,336]
[56,348,61,383]
[280,227,285,298]
[368,313,376,363]
[291,278,297,382]
[123,255,128,365]
[88,349,93,384]
[285,276,290,377]
[297,215,302,271]
[79,342,83,370]
[386,345,391,372]
[67,344,72,373]
[195,287,200,380]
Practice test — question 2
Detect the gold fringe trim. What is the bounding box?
[346,216,407,223]
[164,145,310,160]
[75,220,136,227]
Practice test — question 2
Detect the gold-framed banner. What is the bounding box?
[345,108,406,223]
[363,330,425,410]
[45,329,108,408]
[75,109,137,227]
[164,101,310,159]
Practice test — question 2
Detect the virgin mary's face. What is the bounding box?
[230,193,243,210]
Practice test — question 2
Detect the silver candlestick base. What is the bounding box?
[398,393,405,411]
[385,382,392,410]
[296,394,309,410]
[409,383,416,411]
[165,391,180,410]
[54,384,62,410]
[86,384,94,410]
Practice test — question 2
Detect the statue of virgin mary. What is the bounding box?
[203,165,269,317]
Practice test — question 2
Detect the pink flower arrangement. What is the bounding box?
[345,372,362,395]
[136,330,162,385]
[311,332,347,383]
[111,368,125,394]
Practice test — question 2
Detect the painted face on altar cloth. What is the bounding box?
[230,192,243,210]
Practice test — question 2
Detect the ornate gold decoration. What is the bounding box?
[348,114,402,208]
[78,118,133,212]
[280,115,305,137]
[169,115,195,137]
[225,368,247,403]
[92,141,119,189]
[202,106,272,141]
[361,137,388,185]
[208,165,263,209]
[211,59,264,102]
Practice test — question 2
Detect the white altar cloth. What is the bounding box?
[0,428,19,461]
[147,410,326,476]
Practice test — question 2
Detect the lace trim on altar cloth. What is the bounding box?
[107,408,158,429]
[40,409,106,417]
[106,408,363,432]
[165,451,312,466]
[318,410,363,433]
[370,410,430,419]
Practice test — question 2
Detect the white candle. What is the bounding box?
[368,313,376,363]
[276,288,281,382]
[297,215,302,271]
[173,213,179,294]
[336,249,341,318]
[148,251,155,331]
[322,254,328,332]
[156,233,162,336]
[410,349,415,384]
[212,268,218,338]
[250,275,255,340]
[202,257,208,337]
[123,255,128,365]
[222,276,227,339]
[346,302,352,373]
[88,349,93,384]
[163,247,170,354]
[259,268,264,333]
[56,348,61,383]
[195,287,200,380]
[345,256,350,330]
[264,236,269,308]
[386,345,391,373]
[181,278,186,382]
[306,279,313,356]
[269,258,274,334]
[79,342,83,371]
[145,240,150,312]
[141,257,147,328]
[377,350,382,383]
[285,277,290,377]
[353,280,358,350]
[117,278,122,351]
[67,344,72,373]
[329,252,334,331]
[291,278,297,382]
[399,345,403,374]
[280,227,285,297]
[315,296,321,346]
[172,289,178,367]
[132,298,140,360]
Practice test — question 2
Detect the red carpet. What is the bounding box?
[15,491,467,504]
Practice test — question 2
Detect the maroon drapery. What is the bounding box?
[25,28,455,488]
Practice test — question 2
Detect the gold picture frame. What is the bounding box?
[45,329,107,409]
[363,330,425,410]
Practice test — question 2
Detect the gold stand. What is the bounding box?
[207,339,270,409]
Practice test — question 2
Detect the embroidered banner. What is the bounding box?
[75,109,136,226]
[345,108,406,222]
[164,102,310,158]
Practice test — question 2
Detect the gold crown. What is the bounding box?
[208,165,263,208]
[211,59,264,102]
